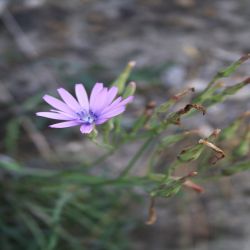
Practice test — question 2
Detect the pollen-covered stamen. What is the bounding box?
[76,110,97,124]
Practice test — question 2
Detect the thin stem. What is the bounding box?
[88,130,157,168]
[146,148,158,176]
[146,135,162,176]
[164,160,180,179]
[119,137,153,177]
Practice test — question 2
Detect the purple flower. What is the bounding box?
[36,83,134,134]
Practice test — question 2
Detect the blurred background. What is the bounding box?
[0,0,250,249]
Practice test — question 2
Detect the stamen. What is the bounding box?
[76,110,96,124]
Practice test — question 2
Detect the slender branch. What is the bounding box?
[119,137,153,177]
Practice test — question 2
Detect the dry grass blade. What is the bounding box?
[172,87,195,101]
[145,197,157,225]
[199,139,225,164]
[170,104,206,125]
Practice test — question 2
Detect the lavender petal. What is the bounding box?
[80,124,94,134]
[105,86,118,106]
[90,83,103,109]
[90,87,108,113]
[49,109,77,119]
[117,96,134,106]
[49,121,79,128]
[102,96,134,115]
[57,88,81,112]
[100,106,126,119]
[95,118,108,125]
[75,83,89,110]
[36,112,73,120]
[43,95,74,114]
[100,97,122,114]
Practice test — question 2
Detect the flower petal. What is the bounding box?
[100,106,126,119]
[106,86,118,106]
[95,118,108,125]
[90,83,103,109]
[49,109,76,119]
[100,97,122,115]
[80,124,94,134]
[57,88,81,112]
[91,87,108,113]
[101,96,134,115]
[104,96,133,117]
[75,83,89,110]
[49,121,79,128]
[43,95,74,114]
[108,97,122,108]
[118,96,134,106]
[36,112,73,120]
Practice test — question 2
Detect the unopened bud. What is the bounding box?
[123,81,136,98]
[128,61,136,67]
[112,61,136,94]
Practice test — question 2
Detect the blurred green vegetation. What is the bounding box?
[0,164,143,250]
[1,55,250,250]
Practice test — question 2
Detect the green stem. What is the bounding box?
[146,148,158,176]
[90,148,116,167]
[119,137,153,177]
[89,130,157,169]
[164,160,180,179]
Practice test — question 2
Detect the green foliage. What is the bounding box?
[0,167,143,250]
[177,129,220,163]
[150,178,183,198]
[158,132,190,149]
[112,61,136,94]
[4,118,21,154]
[222,161,250,176]
[1,55,250,249]
[233,129,250,157]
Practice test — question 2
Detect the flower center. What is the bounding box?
[76,110,96,125]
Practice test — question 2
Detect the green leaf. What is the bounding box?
[177,143,204,162]
[204,54,250,90]
[47,192,73,250]
[210,79,250,105]
[157,131,197,151]
[194,54,250,104]
[220,118,242,140]
[216,60,243,78]
[193,82,223,104]
[150,178,183,198]
[177,129,220,163]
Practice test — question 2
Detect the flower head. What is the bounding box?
[36,83,134,134]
